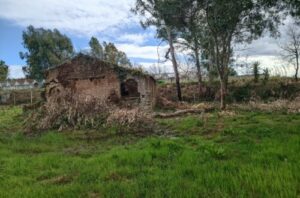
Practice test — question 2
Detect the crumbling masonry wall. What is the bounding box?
[45,55,156,109]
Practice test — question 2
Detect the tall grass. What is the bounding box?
[0,106,299,197]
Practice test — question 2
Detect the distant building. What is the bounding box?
[0,79,44,90]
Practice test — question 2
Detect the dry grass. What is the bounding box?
[24,90,111,133]
[24,90,156,134]
[107,108,155,134]
[232,97,300,113]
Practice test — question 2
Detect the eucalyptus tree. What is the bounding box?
[280,25,300,81]
[195,0,281,109]
[89,37,104,59]
[178,1,209,94]
[103,42,132,67]
[132,0,188,101]
[117,51,132,68]
[20,25,74,80]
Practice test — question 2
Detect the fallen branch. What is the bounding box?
[153,108,214,118]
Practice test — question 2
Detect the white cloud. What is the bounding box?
[1,0,297,78]
[0,0,136,36]
[233,17,298,77]
[246,56,296,77]
[117,32,154,45]
[116,43,169,60]
[8,65,24,79]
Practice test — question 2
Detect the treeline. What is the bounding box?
[132,0,300,109]
[0,60,8,81]
[19,26,132,80]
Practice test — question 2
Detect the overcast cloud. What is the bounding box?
[0,0,136,37]
[0,0,298,78]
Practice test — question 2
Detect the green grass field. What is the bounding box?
[0,106,300,197]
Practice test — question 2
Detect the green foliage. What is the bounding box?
[132,0,185,101]
[253,62,260,83]
[117,51,132,67]
[132,0,186,40]
[263,68,270,84]
[103,42,132,67]
[157,80,166,85]
[0,60,8,81]
[20,25,74,80]
[228,66,238,77]
[89,37,104,59]
[230,85,252,102]
[285,0,300,18]
[103,42,119,64]
[0,107,300,197]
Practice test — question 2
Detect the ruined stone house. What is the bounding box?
[45,54,156,109]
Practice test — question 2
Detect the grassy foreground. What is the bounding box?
[0,106,300,197]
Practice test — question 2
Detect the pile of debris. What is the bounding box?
[24,89,154,134]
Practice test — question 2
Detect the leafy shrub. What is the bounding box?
[229,85,251,102]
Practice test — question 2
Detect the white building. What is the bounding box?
[0,79,44,90]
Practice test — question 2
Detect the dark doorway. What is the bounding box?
[121,79,140,98]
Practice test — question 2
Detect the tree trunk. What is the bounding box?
[194,45,203,96]
[167,28,182,101]
[295,51,299,82]
[220,78,226,110]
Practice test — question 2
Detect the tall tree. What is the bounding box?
[286,0,300,18]
[117,51,132,67]
[89,37,104,59]
[20,26,74,80]
[103,42,132,67]
[178,3,208,95]
[195,0,280,109]
[280,25,300,81]
[132,0,186,101]
[103,42,119,64]
[0,60,8,81]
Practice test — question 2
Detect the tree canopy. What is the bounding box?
[287,0,300,17]
[133,0,283,108]
[88,37,132,67]
[103,42,132,67]
[89,37,104,59]
[132,0,190,101]
[20,25,74,80]
[0,60,9,81]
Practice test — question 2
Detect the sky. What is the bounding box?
[0,0,297,79]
